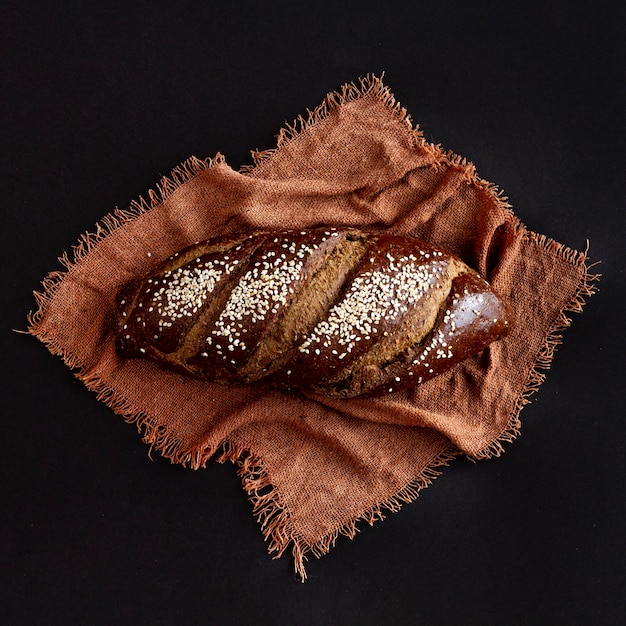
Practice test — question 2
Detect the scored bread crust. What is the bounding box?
[116,227,513,398]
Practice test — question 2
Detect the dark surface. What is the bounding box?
[2,1,624,624]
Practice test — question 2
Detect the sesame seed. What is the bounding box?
[211,243,313,344]
[297,256,444,356]
[147,258,230,327]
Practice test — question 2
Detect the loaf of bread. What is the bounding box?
[115,227,513,397]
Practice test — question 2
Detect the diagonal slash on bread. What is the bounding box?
[116,227,513,398]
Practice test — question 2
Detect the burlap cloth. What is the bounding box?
[28,76,597,579]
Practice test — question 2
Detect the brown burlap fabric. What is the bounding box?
[29,77,597,579]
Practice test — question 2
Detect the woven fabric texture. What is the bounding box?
[29,77,597,579]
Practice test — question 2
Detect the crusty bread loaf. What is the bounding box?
[116,227,513,397]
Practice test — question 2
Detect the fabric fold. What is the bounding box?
[28,75,597,579]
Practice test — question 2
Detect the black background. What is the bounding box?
[2,1,624,624]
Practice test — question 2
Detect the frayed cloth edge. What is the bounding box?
[240,73,443,176]
[216,439,460,582]
[239,73,515,224]
[25,74,600,578]
[23,325,221,469]
[26,153,228,468]
[470,229,600,460]
[27,154,223,330]
[237,72,599,462]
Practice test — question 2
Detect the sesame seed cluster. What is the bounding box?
[144,248,244,348]
[200,230,340,367]
[406,325,454,384]
[298,252,446,364]
[207,242,313,358]
[151,263,226,324]
[117,240,253,356]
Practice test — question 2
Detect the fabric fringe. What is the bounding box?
[26,319,222,470]
[27,155,221,330]
[26,153,226,470]
[240,73,444,175]
[82,368,230,470]
[471,230,600,460]
[26,74,599,578]
[239,73,515,232]
[216,439,459,582]
[238,71,598,463]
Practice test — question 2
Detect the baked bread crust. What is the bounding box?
[116,227,513,397]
